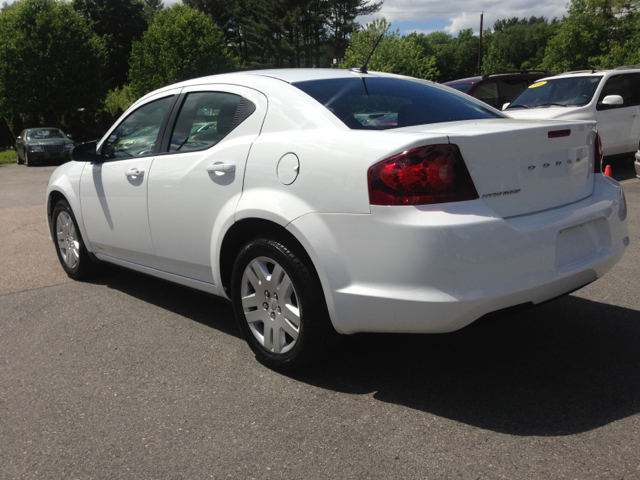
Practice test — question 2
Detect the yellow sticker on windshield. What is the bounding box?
[529,81,547,88]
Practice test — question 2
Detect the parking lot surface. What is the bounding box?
[1,163,639,479]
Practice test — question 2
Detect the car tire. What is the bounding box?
[51,199,97,279]
[231,237,338,371]
[24,152,32,167]
[16,151,24,165]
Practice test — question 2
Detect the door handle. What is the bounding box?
[124,168,144,178]
[206,163,236,174]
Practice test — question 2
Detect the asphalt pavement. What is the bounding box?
[1,162,639,479]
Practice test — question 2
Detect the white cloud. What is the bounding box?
[360,0,569,34]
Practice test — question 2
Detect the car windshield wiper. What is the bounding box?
[534,103,568,108]
[507,104,531,109]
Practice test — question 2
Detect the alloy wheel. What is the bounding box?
[240,256,301,354]
[56,211,80,269]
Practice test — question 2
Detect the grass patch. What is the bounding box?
[0,149,17,165]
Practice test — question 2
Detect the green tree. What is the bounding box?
[542,0,640,71]
[72,0,147,89]
[128,5,238,97]
[343,18,439,80]
[103,85,137,119]
[0,0,107,136]
[482,17,560,72]
[327,0,383,61]
[182,0,381,68]
[142,0,164,24]
[410,29,481,81]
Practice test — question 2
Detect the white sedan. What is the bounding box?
[46,69,629,370]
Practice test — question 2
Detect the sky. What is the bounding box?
[357,0,571,36]
[157,0,571,36]
[2,0,570,37]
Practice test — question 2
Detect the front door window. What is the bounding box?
[102,96,174,160]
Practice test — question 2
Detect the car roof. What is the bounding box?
[181,68,397,86]
[138,68,436,106]
[549,66,640,80]
[443,71,550,86]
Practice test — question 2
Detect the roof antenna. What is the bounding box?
[350,34,384,74]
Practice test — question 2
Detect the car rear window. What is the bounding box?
[447,83,475,93]
[293,77,504,130]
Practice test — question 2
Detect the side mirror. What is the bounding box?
[17,136,22,140]
[71,141,101,163]
[66,133,73,138]
[602,95,624,106]
[502,103,511,111]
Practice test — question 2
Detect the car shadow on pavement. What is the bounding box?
[83,267,639,437]
[290,295,640,437]
[84,265,242,339]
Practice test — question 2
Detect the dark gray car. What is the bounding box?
[15,128,75,166]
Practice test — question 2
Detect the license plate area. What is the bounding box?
[555,218,612,273]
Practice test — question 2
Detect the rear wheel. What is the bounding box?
[231,237,338,371]
[52,199,97,279]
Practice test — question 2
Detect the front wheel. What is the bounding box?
[231,237,338,371]
[16,151,24,164]
[51,199,97,279]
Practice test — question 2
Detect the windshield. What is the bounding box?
[447,83,475,93]
[293,77,504,130]
[506,76,602,109]
[27,129,65,140]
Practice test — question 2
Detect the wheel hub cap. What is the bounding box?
[55,211,79,269]
[240,256,301,354]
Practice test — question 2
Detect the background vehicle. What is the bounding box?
[15,128,75,166]
[443,71,552,110]
[46,69,628,370]
[505,66,640,162]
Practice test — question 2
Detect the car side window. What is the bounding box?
[496,79,527,105]
[168,92,255,153]
[474,81,500,109]
[629,73,640,106]
[598,74,633,109]
[102,96,174,160]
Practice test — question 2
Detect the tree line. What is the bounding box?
[1,0,639,145]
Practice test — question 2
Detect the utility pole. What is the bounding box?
[477,12,483,75]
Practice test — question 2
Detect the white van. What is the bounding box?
[504,66,640,161]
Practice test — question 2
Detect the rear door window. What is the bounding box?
[168,92,255,152]
[625,73,640,106]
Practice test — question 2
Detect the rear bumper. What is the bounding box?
[288,175,628,334]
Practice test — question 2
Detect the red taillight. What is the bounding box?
[368,144,478,206]
[594,133,603,174]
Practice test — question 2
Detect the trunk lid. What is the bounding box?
[402,119,598,218]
